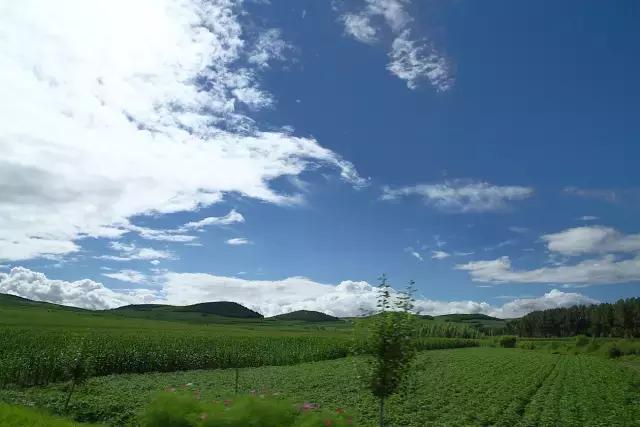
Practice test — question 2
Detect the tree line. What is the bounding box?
[508,298,640,338]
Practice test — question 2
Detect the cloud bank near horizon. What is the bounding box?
[0,266,598,318]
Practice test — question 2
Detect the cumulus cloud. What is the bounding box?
[381,180,533,212]
[0,0,365,262]
[98,242,174,262]
[103,269,148,284]
[542,226,640,256]
[493,290,598,318]
[338,0,452,91]
[1,267,600,318]
[456,255,640,285]
[226,237,252,245]
[161,271,597,318]
[0,267,143,309]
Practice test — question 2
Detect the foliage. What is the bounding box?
[137,392,354,427]
[510,298,640,338]
[0,402,94,426]
[575,335,590,347]
[0,329,351,387]
[499,336,517,348]
[608,345,622,359]
[3,348,639,426]
[356,276,419,426]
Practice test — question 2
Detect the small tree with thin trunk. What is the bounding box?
[359,275,418,427]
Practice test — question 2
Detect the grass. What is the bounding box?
[3,347,638,426]
[0,402,97,426]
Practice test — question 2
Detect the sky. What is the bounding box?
[1,0,639,318]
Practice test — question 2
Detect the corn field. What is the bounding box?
[0,327,478,387]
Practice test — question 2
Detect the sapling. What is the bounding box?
[360,275,419,427]
[64,339,91,413]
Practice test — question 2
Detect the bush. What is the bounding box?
[137,393,355,427]
[574,335,589,347]
[499,336,517,348]
[608,345,622,359]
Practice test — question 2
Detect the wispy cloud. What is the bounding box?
[97,242,174,262]
[338,0,452,91]
[456,255,640,285]
[226,238,253,246]
[103,269,148,284]
[382,180,533,213]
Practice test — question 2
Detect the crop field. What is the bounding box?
[0,326,477,388]
[2,347,638,426]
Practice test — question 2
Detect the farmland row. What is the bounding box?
[2,347,638,426]
[0,327,478,387]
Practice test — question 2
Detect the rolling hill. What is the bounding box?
[270,310,340,322]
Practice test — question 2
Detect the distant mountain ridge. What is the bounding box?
[270,310,340,322]
[112,301,264,319]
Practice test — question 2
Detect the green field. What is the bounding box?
[2,294,640,426]
[2,348,638,426]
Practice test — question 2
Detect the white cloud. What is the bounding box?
[226,237,252,245]
[456,255,640,285]
[542,226,640,256]
[247,28,290,68]
[578,216,599,221]
[342,13,378,44]
[161,271,597,318]
[431,250,450,260]
[0,0,365,262]
[103,269,148,284]
[381,180,533,212]
[181,209,245,230]
[0,267,142,309]
[338,0,452,91]
[387,30,451,91]
[493,290,598,318]
[98,242,173,262]
[150,260,161,266]
[1,266,600,318]
[410,251,423,261]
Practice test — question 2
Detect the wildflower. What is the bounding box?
[335,408,345,414]
[223,399,233,406]
[323,419,333,426]
[302,402,318,411]
[199,413,208,420]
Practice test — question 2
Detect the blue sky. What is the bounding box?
[1,0,638,317]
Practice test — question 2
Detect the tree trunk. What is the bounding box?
[64,378,76,413]
[379,397,385,427]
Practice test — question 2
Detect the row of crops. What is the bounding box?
[0,327,478,387]
[3,347,637,426]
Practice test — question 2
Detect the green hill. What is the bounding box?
[270,310,340,322]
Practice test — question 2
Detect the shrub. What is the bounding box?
[574,335,589,347]
[137,393,355,427]
[608,345,622,359]
[499,336,517,348]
